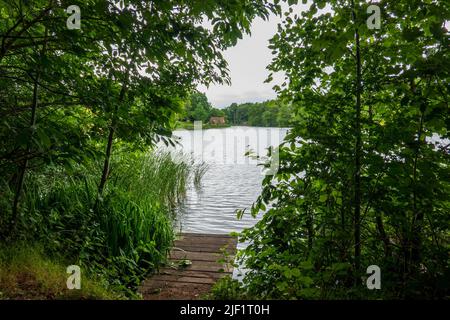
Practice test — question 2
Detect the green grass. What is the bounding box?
[0,243,121,300]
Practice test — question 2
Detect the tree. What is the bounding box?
[239,0,449,299]
[184,92,213,123]
[210,108,225,118]
[276,102,292,127]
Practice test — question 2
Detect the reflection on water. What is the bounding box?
[169,126,288,235]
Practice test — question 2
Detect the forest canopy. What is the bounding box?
[180,92,225,124]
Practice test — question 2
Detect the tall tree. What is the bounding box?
[239,0,449,299]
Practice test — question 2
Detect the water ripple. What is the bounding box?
[171,127,288,234]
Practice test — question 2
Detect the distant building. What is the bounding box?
[209,116,225,125]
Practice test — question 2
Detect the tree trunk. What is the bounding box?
[10,27,48,234]
[410,107,425,265]
[352,0,363,276]
[11,75,39,230]
[97,83,127,196]
[376,213,391,258]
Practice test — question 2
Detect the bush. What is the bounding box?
[207,276,247,300]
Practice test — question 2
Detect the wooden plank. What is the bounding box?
[164,260,233,272]
[146,275,216,285]
[155,269,227,279]
[178,233,236,240]
[169,250,222,262]
[173,244,236,254]
[173,233,237,254]
[141,281,211,293]
[179,233,234,238]
[174,237,234,246]
[173,243,231,251]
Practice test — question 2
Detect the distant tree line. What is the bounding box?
[181,93,292,128]
[223,100,292,127]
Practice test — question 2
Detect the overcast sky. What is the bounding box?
[198,4,307,109]
[197,15,281,108]
[198,4,448,109]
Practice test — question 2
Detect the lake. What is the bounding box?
[169,126,289,235]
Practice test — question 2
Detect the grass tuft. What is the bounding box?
[0,243,121,300]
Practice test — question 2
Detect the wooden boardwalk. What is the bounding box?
[139,233,238,300]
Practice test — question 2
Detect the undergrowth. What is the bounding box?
[0,150,206,298]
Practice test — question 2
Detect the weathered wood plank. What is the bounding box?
[142,280,213,291]
[144,275,216,285]
[169,250,222,262]
[179,233,234,238]
[165,260,232,272]
[173,244,236,254]
[175,235,235,244]
[155,269,227,279]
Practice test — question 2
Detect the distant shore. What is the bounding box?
[176,121,231,130]
[175,121,292,130]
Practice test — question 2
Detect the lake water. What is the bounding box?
[169,126,289,235]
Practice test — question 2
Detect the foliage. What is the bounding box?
[0,0,280,231]
[223,99,293,127]
[237,0,450,299]
[206,276,247,300]
[8,150,204,295]
[183,92,213,123]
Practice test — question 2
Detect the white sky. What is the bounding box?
[197,15,283,108]
[198,4,307,109]
[201,3,448,109]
